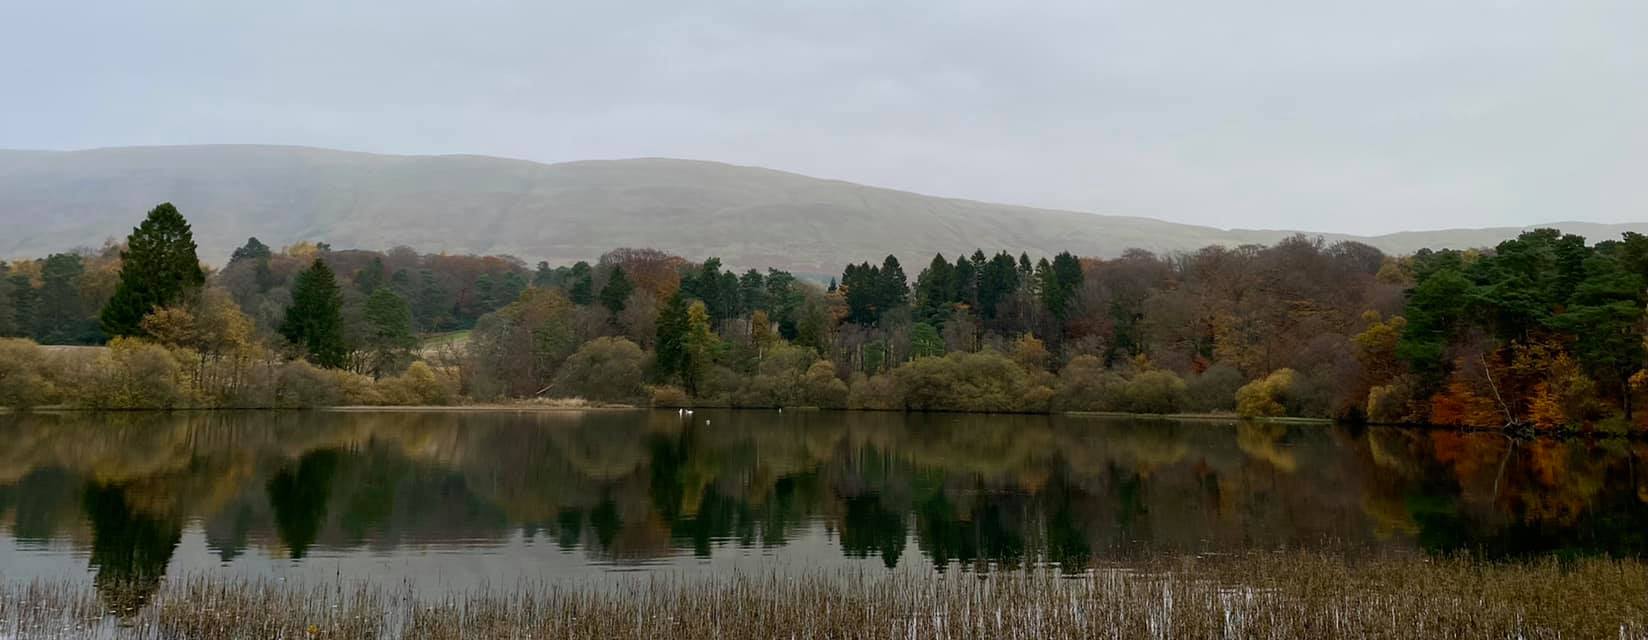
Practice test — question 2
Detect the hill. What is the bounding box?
[2,145,1642,273]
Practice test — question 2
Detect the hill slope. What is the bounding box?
[2,145,1642,273]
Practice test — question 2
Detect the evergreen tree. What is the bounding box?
[568,261,594,305]
[281,259,348,368]
[914,253,955,326]
[979,251,1021,320]
[354,257,387,294]
[533,261,556,287]
[253,257,278,293]
[600,266,634,314]
[6,271,36,338]
[230,237,272,263]
[414,269,448,331]
[952,254,978,307]
[0,261,16,337]
[879,255,909,310]
[100,203,206,337]
[715,270,742,320]
[499,271,527,306]
[738,269,767,312]
[33,253,92,344]
[1040,251,1083,321]
[474,273,497,311]
[361,288,417,378]
[842,262,882,324]
[654,292,691,385]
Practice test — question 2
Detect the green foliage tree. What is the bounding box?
[281,259,349,368]
[553,336,649,402]
[361,288,416,378]
[354,257,387,294]
[101,203,206,337]
[464,287,577,398]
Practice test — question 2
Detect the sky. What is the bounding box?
[2,0,1645,234]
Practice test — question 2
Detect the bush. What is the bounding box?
[799,361,848,408]
[1052,356,1124,411]
[0,339,60,409]
[892,350,1051,412]
[1236,369,1297,418]
[380,361,456,405]
[1185,364,1244,413]
[1119,370,1188,414]
[1366,377,1418,423]
[77,338,195,409]
[552,337,649,403]
[649,385,691,408]
[274,360,344,408]
[847,373,902,410]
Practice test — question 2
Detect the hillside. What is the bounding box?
[2,145,1642,273]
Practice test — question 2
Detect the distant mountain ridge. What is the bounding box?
[2,145,1643,274]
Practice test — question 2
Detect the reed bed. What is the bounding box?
[3,553,1647,639]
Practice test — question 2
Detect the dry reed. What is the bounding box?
[2,552,1645,639]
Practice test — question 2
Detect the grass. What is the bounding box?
[3,553,1647,638]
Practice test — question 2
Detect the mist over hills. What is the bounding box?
[2,145,1642,274]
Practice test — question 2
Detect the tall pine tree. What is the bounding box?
[600,266,634,314]
[281,259,349,368]
[100,203,206,337]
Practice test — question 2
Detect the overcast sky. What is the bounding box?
[2,1,1645,234]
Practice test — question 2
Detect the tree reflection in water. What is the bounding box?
[0,409,1642,594]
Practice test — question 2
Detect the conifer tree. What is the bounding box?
[568,261,595,305]
[600,266,634,314]
[281,259,348,368]
[654,291,691,385]
[101,203,206,337]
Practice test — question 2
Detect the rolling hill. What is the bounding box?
[2,145,1642,274]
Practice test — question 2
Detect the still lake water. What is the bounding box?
[2,409,1646,595]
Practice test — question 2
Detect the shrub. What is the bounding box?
[1236,369,1297,418]
[1052,355,1124,411]
[649,385,691,408]
[380,361,456,405]
[78,337,194,409]
[800,361,848,408]
[1185,364,1244,413]
[847,373,902,410]
[1366,377,1417,424]
[552,337,649,403]
[331,369,387,406]
[1119,370,1188,414]
[0,339,59,409]
[273,360,344,408]
[892,350,1051,412]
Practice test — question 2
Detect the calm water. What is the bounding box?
[2,410,1646,596]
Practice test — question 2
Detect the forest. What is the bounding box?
[1,203,1645,432]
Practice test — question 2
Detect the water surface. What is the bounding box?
[2,409,1645,597]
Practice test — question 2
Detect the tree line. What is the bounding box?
[2,202,1645,432]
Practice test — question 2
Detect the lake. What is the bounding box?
[2,409,1645,597]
